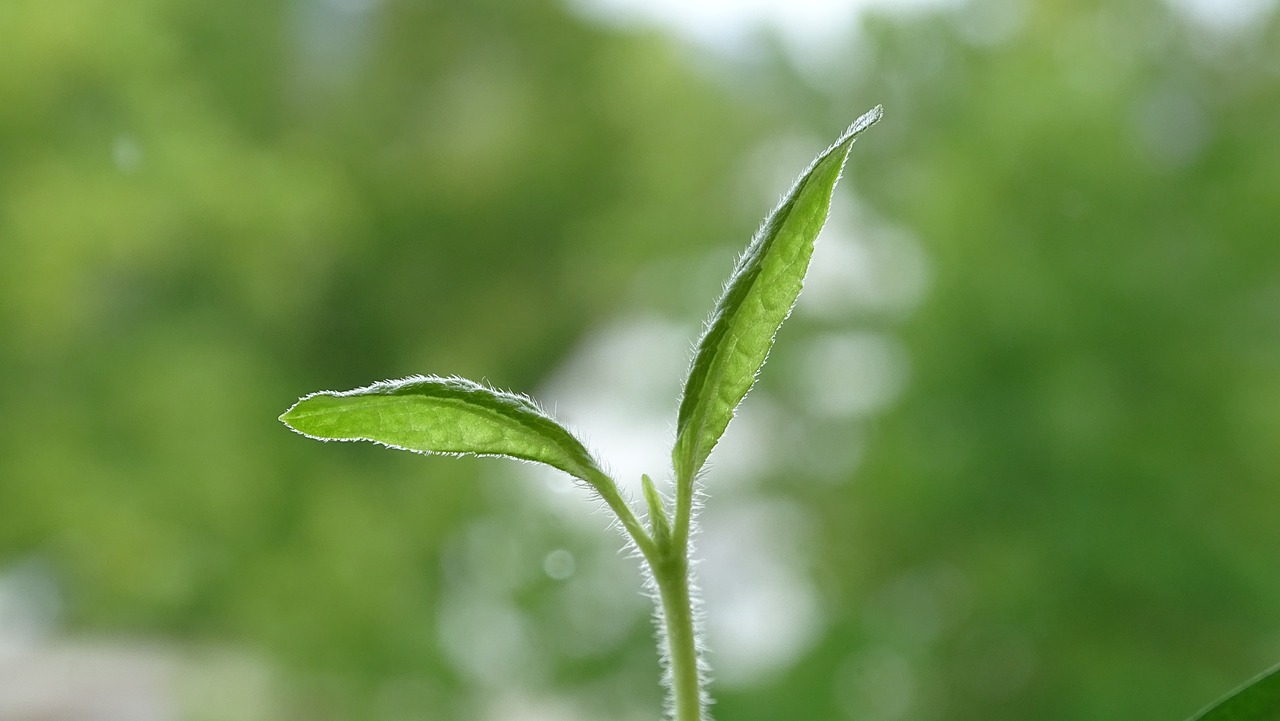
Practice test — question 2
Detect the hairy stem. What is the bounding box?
[587,469,657,560]
[655,549,702,721]
[598,466,703,719]
[648,469,703,721]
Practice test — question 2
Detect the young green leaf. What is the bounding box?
[1189,663,1280,721]
[641,474,672,547]
[280,375,606,484]
[673,106,882,483]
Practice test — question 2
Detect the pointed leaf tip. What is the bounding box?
[848,105,883,137]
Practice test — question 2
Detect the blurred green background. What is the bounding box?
[2,0,1279,718]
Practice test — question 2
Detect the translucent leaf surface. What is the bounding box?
[280,375,604,483]
[1190,664,1280,721]
[673,106,882,482]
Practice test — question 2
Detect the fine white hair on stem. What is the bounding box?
[640,478,714,720]
[686,485,713,718]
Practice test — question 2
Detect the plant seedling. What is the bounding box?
[279,104,1279,721]
[281,105,881,719]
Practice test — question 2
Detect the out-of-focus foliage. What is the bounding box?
[0,0,760,716]
[717,1,1280,721]
[3,0,1280,718]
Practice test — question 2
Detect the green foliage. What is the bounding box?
[0,1,763,716]
[1191,664,1280,721]
[772,4,1280,721]
[281,376,607,485]
[674,106,882,485]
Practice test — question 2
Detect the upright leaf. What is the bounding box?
[673,106,882,482]
[280,375,605,484]
[1189,663,1280,721]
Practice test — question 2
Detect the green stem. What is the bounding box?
[593,466,703,720]
[654,551,702,721]
[650,469,703,721]
[672,471,694,558]
[587,469,657,560]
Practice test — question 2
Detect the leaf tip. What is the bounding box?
[278,400,300,428]
[278,390,331,436]
[847,104,884,137]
